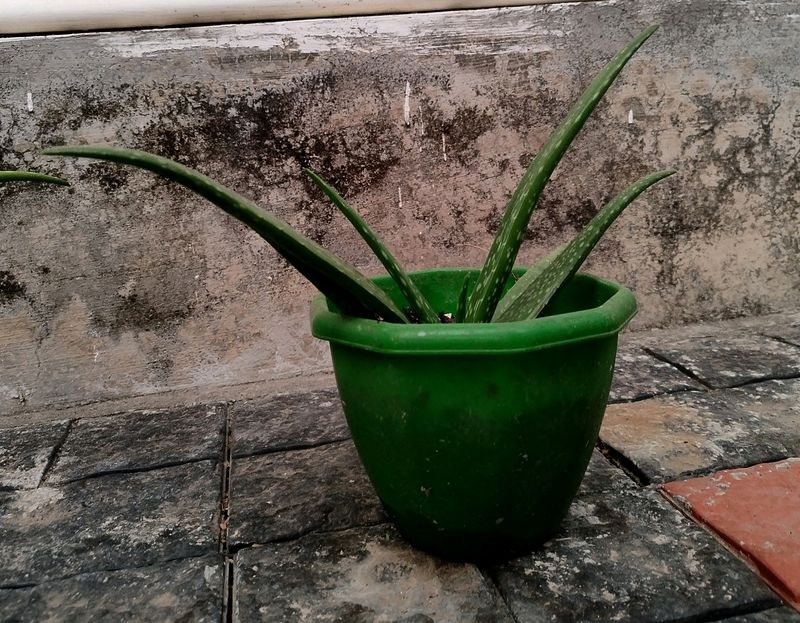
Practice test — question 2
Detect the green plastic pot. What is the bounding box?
[310,268,636,560]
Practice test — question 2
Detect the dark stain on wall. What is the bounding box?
[0,175,71,200]
[417,101,494,164]
[79,163,132,193]
[5,10,795,342]
[0,137,13,170]
[146,356,175,384]
[134,69,402,201]
[478,208,502,238]
[497,85,566,133]
[38,84,139,142]
[101,292,193,336]
[0,271,26,304]
[478,188,615,244]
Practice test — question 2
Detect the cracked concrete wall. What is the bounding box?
[0,0,798,421]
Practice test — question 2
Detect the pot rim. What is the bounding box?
[310,268,637,355]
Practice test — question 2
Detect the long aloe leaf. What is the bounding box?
[493,169,675,322]
[304,168,440,323]
[42,146,409,323]
[454,275,471,323]
[0,171,69,185]
[464,25,659,323]
[491,243,565,321]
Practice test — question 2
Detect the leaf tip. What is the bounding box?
[41,145,85,159]
[0,171,70,186]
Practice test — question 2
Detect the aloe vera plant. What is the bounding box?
[43,26,673,325]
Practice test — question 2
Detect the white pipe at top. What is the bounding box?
[0,0,569,35]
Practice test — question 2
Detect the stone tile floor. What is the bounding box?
[1,311,799,622]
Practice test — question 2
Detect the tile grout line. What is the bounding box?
[644,342,800,391]
[37,419,74,487]
[657,487,790,615]
[1,370,335,423]
[231,435,352,461]
[0,552,215,591]
[725,372,800,390]
[219,402,235,623]
[218,404,233,555]
[596,439,651,487]
[225,519,393,556]
[53,455,218,485]
[0,581,37,590]
[478,566,522,623]
[659,455,797,487]
[642,347,715,390]
[656,599,787,623]
[607,385,706,405]
[609,373,800,408]
[763,334,800,350]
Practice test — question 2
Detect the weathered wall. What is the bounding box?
[1,0,798,421]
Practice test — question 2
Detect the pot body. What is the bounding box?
[311,268,636,560]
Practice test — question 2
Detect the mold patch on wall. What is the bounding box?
[0,0,798,417]
[0,272,26,305]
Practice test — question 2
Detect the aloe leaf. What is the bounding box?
[464,25,659,323]
[493,169,675,323]
[42,146,410,323]
[0,171,69,185]
[454,275,471,323]
[492,243,565,321]
[304,168,440,324]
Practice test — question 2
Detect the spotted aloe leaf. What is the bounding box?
[304,168,440,324]
[42,146,410,323]
[464,25,659,323]
[454,275,471,323]
[493,169,676,323]
[0,171,68,185]
[491,244,565,322]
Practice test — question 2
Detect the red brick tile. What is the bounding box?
[663,459,800,610]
